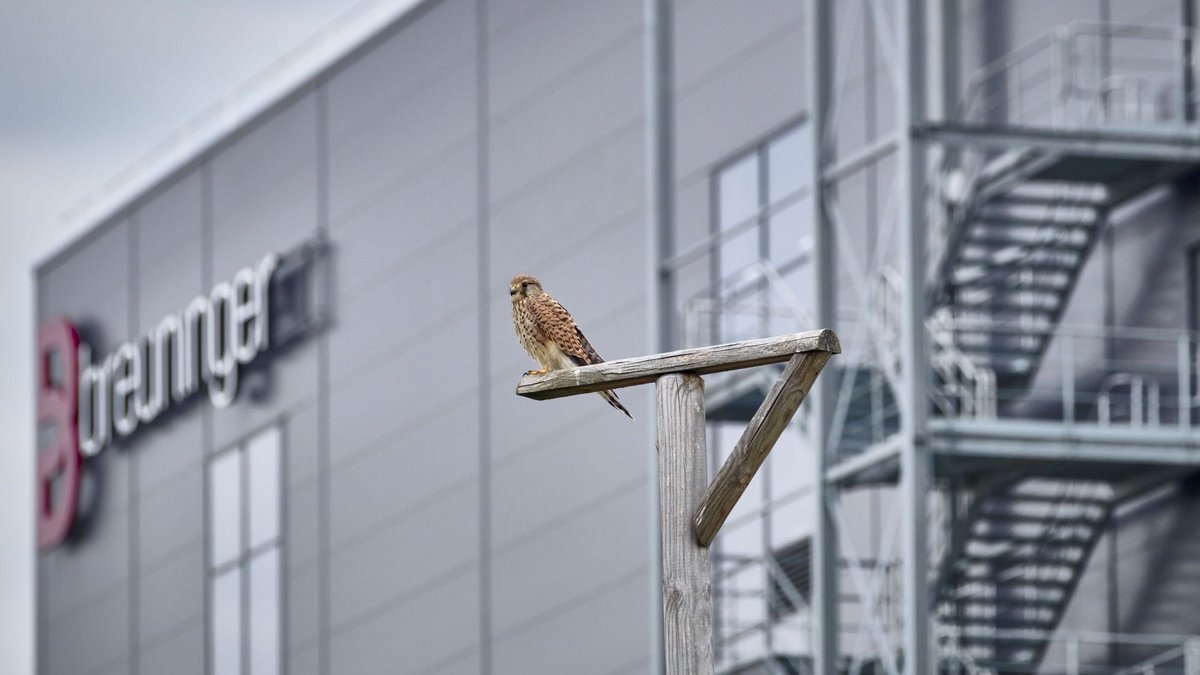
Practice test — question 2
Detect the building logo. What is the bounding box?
[37,253,279,551]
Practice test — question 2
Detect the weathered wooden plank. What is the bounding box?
[515,329,840,400]
[693,350,834,547]
[656,373,715,675]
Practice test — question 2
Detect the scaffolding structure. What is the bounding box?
[650,1,1200,674]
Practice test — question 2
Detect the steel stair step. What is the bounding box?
[959,567,1079,587]
[950,261,1085,283]
[954,341,1044,356]
[947,353,1036,372]
[978,503,1106,519]
[989,493,1111,507]
[957,563,1081,583]
[973,208,1101,227]
[953,550,1087,569]
[968,521,1096,535]
[954,294,1064,311]
[966,228,1094,249]
[977,513,1103,527]
[975,513,1104,527]
[950,269,1072,290]
[959,607,1059,625]
[967,529,1094,544]
[953,257,1081,274]
[990,190,1108,209]
[959,554,1084,571]
[951,595,1063,610]
[959,245,1084,265]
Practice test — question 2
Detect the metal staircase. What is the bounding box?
[937,480,1114,673]
[924,24,1200,670]
[937,159,1108,391]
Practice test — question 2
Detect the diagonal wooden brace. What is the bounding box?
[692,349,834,547]
[513,329,838,675]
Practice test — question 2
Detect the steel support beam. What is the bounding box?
[897,0,932,673]
[930,0,959,123]
[644,1,675,672]
[807,1,839,673]
[928,418,1200,455]
[825,436,903,485]
[916,123,1200,161]
[646,0,675,355]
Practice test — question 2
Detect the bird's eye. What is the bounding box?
[522,282,529,289]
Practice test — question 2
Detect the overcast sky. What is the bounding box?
[0,2,418,672]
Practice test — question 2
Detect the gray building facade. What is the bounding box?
[33,1,1200,674]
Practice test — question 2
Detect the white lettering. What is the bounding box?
[111,343,140,436]
[77,252,278,456]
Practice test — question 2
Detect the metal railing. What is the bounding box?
[961,22,1200,131]
[682,260,816,351]
[929,311,999,420]
[714,551,908,675]
[937,626,1200,675]
[713,552,813,674]
[936,318,1200,428]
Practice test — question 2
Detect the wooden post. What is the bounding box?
[514,330,839,674]
[656,373,714,675]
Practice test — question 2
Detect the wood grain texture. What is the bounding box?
[656,373,715,675]
[693,350,833,547]
[515,329,840,400]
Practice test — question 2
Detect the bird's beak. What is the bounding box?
[509,288,518,296]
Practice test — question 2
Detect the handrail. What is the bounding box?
[960,21,1200,130]
[935,315,1195,428]
[936,625,1200,674]
[928,309,998,419]
[1099,373,1162,426]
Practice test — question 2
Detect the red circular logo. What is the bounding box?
[37,318,81,551]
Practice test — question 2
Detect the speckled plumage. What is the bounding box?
[510,274,633,419]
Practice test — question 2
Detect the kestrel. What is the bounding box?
[510,274,634,419]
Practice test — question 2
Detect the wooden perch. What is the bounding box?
[513,329,839,675]
[693,350,833,546]
[515,329,840,400]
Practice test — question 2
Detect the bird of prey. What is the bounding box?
[510,274,634,419]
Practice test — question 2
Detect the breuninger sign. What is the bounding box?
[37,253,279,550]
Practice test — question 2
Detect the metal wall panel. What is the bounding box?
[38,3,1200,675]
[37,219,133,675]
[484,0,650,670]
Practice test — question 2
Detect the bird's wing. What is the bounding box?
[529,294,605,366]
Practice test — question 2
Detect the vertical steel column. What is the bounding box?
[896,0,932,673]
[930,0,960,123]
[646,0,676,356]
[1185,0,1196,124]
[645,1,675,672]
[807,1,839,674]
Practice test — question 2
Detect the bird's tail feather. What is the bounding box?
[599,389,634,420]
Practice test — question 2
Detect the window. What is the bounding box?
[208,425,283,675]
[711,122,815,344]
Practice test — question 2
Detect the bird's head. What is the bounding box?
[509,274,543,302]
